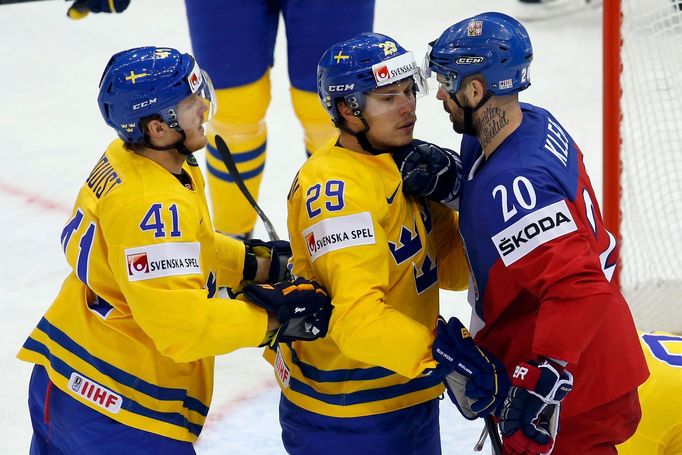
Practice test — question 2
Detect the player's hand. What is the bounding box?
[245,239,292,283]
[67,0,130,20]
[498,359,574,454]
[241,278,332,347]
[430,317,509,419]
[393,140,462,209]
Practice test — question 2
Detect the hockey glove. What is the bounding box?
[498,359,574,455]
[67,0,130,19]
[244,239,292,283]
[430,317,510,419]
[241,277,332,348]
[393,140,462,209]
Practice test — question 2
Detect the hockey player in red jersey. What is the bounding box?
[394,12,649,455]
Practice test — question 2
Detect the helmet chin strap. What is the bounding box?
[143,129,193,156]
[336,116,388,155]
[450,91,492,136]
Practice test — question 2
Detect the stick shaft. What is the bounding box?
[485,416,503,455]
[213,135,280,241]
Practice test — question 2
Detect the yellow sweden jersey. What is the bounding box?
[17,140,269,442]
[618,332,682,455]
[264,143,469,418]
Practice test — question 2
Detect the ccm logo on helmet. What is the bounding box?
[328,84,355,92]
[491,200,577,266]
[132,98,157,111]
[455,56,485,65]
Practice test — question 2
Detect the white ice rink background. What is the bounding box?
[0,1,601,453]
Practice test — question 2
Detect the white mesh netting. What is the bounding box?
[619,0,682,332]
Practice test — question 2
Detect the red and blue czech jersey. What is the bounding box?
[457,103,648,418]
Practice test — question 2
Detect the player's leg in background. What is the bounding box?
[281,0,375,157]
[185,0,279,238]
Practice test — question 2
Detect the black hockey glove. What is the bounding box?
[498,359,573,455]
[67,0,130,19]
[241,278,332,348]
[429,317,509,420]
[244,239,292,283]
[393,140,462,209]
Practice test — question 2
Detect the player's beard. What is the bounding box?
[443,102,466,134]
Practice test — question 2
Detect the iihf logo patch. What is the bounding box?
[68,372,122,414]
[71,375,83,392]
[127,252,149,276]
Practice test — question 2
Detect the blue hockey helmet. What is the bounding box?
[317,32,423,125]
[97,46,216,143]
[426,12,533,96]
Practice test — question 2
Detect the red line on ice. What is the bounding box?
[0,181,71,215]
[202,378,277,427]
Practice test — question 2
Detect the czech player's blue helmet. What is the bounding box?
[317,32,423,126]
[97,46,216,143]
[426,12,533,96]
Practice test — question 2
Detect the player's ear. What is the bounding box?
[469,77,487,104]
[337,100,362,131]
[146,118,167,139]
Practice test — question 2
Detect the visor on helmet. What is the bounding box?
[359,77,421,119]
[421,43,461,94]
[341,51,428,119]
[186,60,217,124]
[160,61,217,132]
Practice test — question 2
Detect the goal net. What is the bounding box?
[603,0,682,333]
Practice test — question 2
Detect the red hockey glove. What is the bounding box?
[498,359,573,455]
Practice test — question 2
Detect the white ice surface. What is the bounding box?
[0,1,601,453]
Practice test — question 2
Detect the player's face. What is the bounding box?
[435,74,466,134]
[363,79,417,148]
[177,94,209,151]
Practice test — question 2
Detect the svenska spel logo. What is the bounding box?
[305,232,316,256]
[127,252,150,276]
[373,65,389,83]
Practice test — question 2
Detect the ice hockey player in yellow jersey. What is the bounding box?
[618,331,682,455]
[17,47,332,454]
[266,33,510,454]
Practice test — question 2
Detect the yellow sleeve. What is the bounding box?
[214,232,246,288]
[289,167,436,378]
[430,202,469,291]
[101,195,267,363]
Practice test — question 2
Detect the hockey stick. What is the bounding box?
[485,415,503,455]
[0,0,82,5]
[0,0,55,4]
[214,134,280,241]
